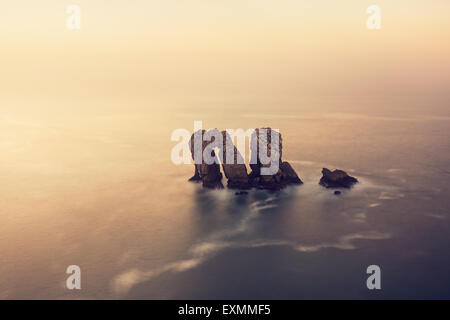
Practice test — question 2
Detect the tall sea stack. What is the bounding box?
[220,130,251,189]
[249,128,302,190]
[188,130,224,189]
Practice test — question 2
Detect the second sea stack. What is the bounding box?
[249,128,303,190]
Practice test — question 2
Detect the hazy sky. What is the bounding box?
[1,0,450,108]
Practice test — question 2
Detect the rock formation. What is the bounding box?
[248,128,283,189]
[188,127,302,191]
[280,161,303,185]
[319,168,358,189]
[249,128,303,190]
[188,130,224,189]
[220,130,251,189]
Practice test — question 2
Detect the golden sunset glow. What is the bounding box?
[1,0,450,105]
[1,0,450,300]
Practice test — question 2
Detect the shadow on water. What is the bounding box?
[116,174,450,299]
[188,181,297,237]
[117,184,299,299]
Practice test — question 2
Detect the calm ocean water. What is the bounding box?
[1,96,450,299]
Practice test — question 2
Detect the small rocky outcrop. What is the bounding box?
[188,130,224,189]
[319,168,358,189]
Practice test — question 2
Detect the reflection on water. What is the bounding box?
[1,98,450,299]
